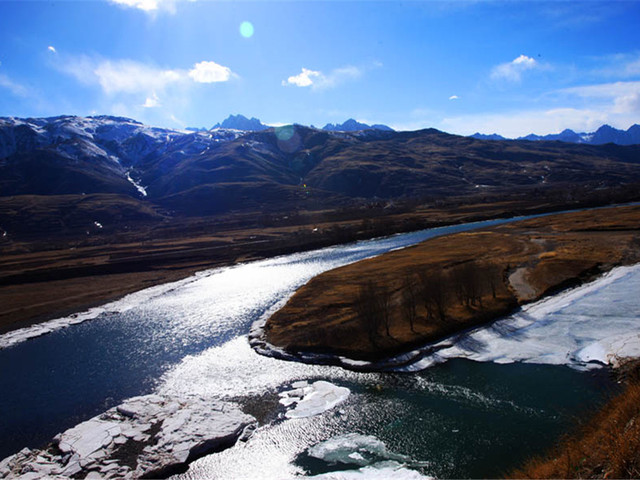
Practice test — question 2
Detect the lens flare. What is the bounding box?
[240,21,254,38]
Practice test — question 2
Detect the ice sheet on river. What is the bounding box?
[401,264,640,371]
[0,394,255,479]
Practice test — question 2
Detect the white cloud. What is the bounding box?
[491,54,539,82]
[188,61,232,83]
[449,95,459,100]
[282,68,322,87]
[142,92,161,108]
[282,65,363,90]
[110,0,160,12]
[108,0,195,14]
[48,46,57,54]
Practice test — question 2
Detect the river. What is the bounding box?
[0,215,634,478]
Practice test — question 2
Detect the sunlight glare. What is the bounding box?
[240,21,254,38]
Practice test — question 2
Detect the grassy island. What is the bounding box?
[265,205,640,360]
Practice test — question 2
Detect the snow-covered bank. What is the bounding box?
[252,264,640,373]
[400,264,640,371]
[0,394,255,479]
[0,273,206,350]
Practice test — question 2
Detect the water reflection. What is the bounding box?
[0,217,517,459]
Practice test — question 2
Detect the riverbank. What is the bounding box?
[2,196,618,336]
[263,205,640,362]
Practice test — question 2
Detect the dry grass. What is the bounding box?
[511,371,640,479]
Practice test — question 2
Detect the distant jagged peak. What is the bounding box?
[470,123,640,145]
[212,114,269,131]
[322,118,394,132]
[470,132,506,141]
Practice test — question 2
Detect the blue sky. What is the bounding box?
[0,0,639,137]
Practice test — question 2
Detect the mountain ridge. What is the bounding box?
[2,114,640,239]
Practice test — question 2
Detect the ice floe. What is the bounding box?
[307,433,414,467]
[305,433,432,479]
[306,462,433,479]
[0,394,255,479]
[280,380,350,418]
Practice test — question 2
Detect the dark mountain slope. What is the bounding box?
[2,116,640,234]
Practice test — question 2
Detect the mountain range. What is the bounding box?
[2,114,640,239]
[203,114,394,133]
[471,124,640,146]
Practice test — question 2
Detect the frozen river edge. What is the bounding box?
[250,263,640,373]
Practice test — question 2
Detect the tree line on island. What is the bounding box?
[351,262,505,348]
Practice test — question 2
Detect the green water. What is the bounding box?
[294,359,616,478]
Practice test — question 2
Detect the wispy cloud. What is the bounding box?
[593,53,640,79]
[449,95,459,100]
[60,56,234,95]
[47,46,57,54]
[282,65,365,90]
[490,55,540,82]
[558,81,640,115]
[440,108,612,138]
[92,60,183,94]
[57,55,235,125]
[0,73,28,97]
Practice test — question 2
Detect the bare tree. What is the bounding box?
[451,262,486,308]
[352,280,394,346]
[483,264,500,299]
[352,281,382,347]
[401,274,419,333]
[377,283,393,338]
[418,270,448,322]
